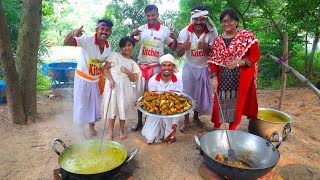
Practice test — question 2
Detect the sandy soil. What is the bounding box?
[0,88,319,180]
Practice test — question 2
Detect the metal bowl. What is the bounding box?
[137,92,196,118]
[249,108,293,141]
[194,130,282,180]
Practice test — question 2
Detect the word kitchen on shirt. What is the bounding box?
[75,34,112,81]
[134,22,174,64]
[177,24,217,68]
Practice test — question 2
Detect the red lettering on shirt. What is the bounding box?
[191,50,206,57]
[142,47,160,57]
[89,64,103,76]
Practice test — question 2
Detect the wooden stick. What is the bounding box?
[266,53,320,99]
[164,124,177,142]
[278,33,288,110]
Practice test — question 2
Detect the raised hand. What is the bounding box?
[198,34,207,50]
[183,34,191,50]
[169,27,177,40]
[131,25,141,37]
[73,25,85,37]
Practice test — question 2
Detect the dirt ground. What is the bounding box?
[0,88,319,180]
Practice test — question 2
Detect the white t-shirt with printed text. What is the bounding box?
[74,34,112,82]
[134,23,174,64]
[178,24,218,68]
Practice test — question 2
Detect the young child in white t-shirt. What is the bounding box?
[102,36,140,140]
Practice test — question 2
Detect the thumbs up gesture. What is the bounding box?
[131,25,141,37]
[73,25,85,37]
[198,34,207,50]
[183,34,191,50]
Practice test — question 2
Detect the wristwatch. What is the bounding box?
[236,59,240,67]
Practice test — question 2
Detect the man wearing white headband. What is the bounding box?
[64,19,113,137]
[141,54,183,144]
[176,6,218,133]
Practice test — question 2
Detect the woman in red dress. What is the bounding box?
[208,8,260,130]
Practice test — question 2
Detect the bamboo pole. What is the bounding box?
[278,33,288,110]
[266,53,320,99]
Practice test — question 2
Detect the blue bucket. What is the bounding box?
[42,62,77,82]
[0,81,6,103]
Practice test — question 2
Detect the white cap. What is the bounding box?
[159,54,178,72]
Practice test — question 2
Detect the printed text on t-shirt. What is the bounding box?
[89,58,103,76]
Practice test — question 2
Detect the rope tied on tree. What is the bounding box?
[277,54,288,64]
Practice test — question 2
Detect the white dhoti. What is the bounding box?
[141,116,179,143]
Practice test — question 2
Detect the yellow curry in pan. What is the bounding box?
[258,111,290,123]
[59,143,127,174]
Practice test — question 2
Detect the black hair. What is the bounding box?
[119,36,135,48]
[191,6,208,12]
[219,8,239,22]
[97,19,113,28]
[144,4,158,14]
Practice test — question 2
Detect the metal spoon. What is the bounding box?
[100,89,113,152]
[215,90,239,162]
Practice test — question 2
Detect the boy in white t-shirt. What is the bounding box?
[130,4,178,131]
[64,19,113,137]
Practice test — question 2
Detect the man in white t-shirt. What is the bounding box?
[141,54,183,144]
[176,6,218,133]
[64,19,113,137]
[130,4,177,131]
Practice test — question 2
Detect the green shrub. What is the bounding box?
[36,71,51,91]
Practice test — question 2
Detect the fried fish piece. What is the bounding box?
[215,153,225,163]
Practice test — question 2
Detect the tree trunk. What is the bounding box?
[0,2,27,124]
[257,4,284,45]
[307,26,319,79]
[278,33,288,110]
[15,0,42,123]
[304,32,308,76]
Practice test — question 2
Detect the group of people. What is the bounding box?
[64,5,260,144]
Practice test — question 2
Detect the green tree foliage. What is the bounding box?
[104,0,148,55]
[284,0,320,78]
[2,0,21,52]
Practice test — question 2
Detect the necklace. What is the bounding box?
[224,30,237,38]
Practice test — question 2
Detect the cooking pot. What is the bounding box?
[249,108,293,141]
[194,130,282,180]
[51,138,138,179]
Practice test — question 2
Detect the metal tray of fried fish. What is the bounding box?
[136,91,196,118]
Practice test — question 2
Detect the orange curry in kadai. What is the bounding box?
[215,153,251,168]
[139,92,192,115]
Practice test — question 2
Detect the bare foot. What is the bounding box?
[119,133,127,140]
[193,118,203,128]
[167,137,176,144]
[130,123,143,132]
[106,132,113,140]
[89,129,99,137]
[180,125,190,134]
